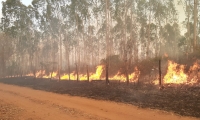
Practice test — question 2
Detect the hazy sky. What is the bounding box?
[0,0,186,33]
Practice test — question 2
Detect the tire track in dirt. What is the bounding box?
[0,88,108,120]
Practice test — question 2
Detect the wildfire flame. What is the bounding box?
[25,65,140,82]
[26,70,46,78]
[60,65,103,80]
[110,67,140,82]
[89,65,104,80]
[23,59,200,85]
[163,60,187,84]
[188,61,200,84]
[61,71,78,80]
[43,72,58,79]
[154,60,199,85]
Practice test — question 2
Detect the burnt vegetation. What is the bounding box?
[0,0,200,118]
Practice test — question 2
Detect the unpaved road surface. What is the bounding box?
[0,83,197,120]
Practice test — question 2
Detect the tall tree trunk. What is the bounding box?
[78,37,80,75]
[53,40,56,79]
[87,65,89,81]
[58,33,62,81]
[124,0,129,84]
[133,40,138,63]
[129,3,134,65]
[126,61,129,85]
[186,1,191,54]
[75,12,80,81]
[159,59,162,86]
[67,53,71,80]
[1,46,5,77]
[76,63,79,81]
[193,0,198,51]
[105,63,109,84]
[30,54,34,77]
[60,35,62,79]
[65,34,71,81]
[147,1,151,59]
[83,33,86,66]
[105,0,110,85]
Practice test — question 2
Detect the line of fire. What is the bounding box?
[2,55,200,87]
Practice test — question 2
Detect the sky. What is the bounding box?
[0,0,186,33]
[174,0,186,34]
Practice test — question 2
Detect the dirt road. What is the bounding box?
[0,83,197,120]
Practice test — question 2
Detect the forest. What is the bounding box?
[0,0,200,85]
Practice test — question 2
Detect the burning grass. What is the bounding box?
[25,65,140,83]
[153,60,200,85]
[24,60,200,85]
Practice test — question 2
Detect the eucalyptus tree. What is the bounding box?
[193,0,198,51]
[63,29,74,80]
[184,0,199,52]
[60,2,72,80]
[92,0,111,83]
[112,0,125,59]
[92,0,104,64]
[24,5,41,75]
[32,0,71,80]
[2,0,39,76]
[104,0,111,84]
[32,0,65,77]
[146,0,152,59]
[53,1,65,80]
[178,0,193,53]
[112,0,139,84]
[136,0,148,59]
[135,0,154,59]
[160,23,181,58]
[68,0,91,80]
[0,33,14,77]
[129,0,139,64]
[150,0,179,58]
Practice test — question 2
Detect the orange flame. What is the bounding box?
[153,60,199,85]
[188,61,200,84]
[61,65,103,80]
[61,71,76,80]
[43,72,58,79]
[163,60,187,84]
[26,70,46,78]
[89,65,103,80]
[110,67,140,82]
[25,65,140,82]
